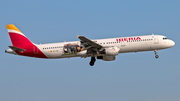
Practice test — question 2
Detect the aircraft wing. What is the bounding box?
[76,35,103,53]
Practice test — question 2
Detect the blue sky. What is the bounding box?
[0,0,180,101]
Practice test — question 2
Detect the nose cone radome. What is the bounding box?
[171,40,175,47]
[169,40,175,47]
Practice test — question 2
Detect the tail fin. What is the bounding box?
[6,24,34,48]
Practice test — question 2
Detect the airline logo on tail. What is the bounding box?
[6,24,47,58]
[6,24,33,48]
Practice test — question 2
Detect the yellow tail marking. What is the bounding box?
[6,24,22,33]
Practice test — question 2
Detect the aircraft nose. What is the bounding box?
[170,40,175,47]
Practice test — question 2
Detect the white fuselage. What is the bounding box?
[35,35,175,59]
[5,24,175,66]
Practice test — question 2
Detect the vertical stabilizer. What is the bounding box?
[6,24,33,48]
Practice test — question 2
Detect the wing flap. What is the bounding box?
[76,35,103,55]
[77,35,102,49]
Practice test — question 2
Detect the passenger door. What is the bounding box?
[33,46,38,54]
[154,35,159,44]
[121,41,125,47]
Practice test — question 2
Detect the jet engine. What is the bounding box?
[97,55,115,61]
[100,47,120,55]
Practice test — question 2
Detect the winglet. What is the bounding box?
[75,34,79,38]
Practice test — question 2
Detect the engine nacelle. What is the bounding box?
[97,56,115,61]
[102,47,120,55]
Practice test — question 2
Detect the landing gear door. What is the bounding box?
[154,35,159,44]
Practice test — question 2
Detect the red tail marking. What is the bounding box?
[8,32,47,58]
[8,32,33,48]
[15,45,47,58]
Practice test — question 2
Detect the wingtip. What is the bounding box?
[75,34,79,38]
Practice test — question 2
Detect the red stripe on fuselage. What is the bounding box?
[8,32,47,58]
[15,45,47,58]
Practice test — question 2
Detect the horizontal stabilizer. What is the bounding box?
[8,46,25,52]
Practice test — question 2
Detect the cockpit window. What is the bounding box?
[163,37,168,40]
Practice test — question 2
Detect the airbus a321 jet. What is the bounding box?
[5,24,175,66]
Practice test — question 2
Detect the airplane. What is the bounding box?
[5,24,175,66]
